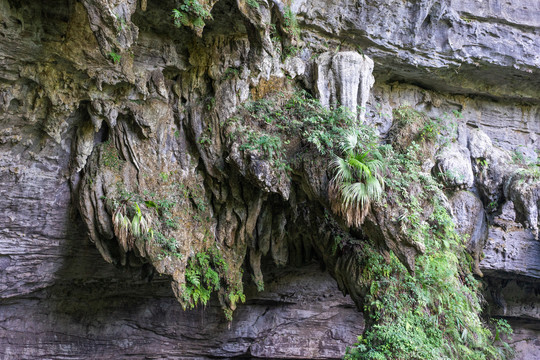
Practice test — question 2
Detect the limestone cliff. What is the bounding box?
[0,0,539,359]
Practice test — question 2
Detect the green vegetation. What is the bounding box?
[338,112,513,358]
[226,92,514,356]
[114,13,127,32]
[283,6,300,39]
[108,51,121,64]
[105,170,245,319]
[511,147,540,180]
[222,67,240,81]
[159,171,169,182]
[514,166,540,185]
[182,250,221,308]
[206,96,216,110]
[477,158,489,168]
[329,129,384,227]
[393,105,423,125]
[105,172,208,259]
[225,91,361,177]
[246,0,259,9]
[418,116,445,142]
[511,149,527,165]
[254,278,265,292]
[199,124,213,146]
[109,182,183,259]
[97,86,516,350]
[487,200,499,212]
[438,169,466,186]
[232,96,510,359]
[269,24,283,57]
[172,0,212,33]
[239,133,282,157]
[100,140,124,170]
[181,245,245,318]
[113,200,153,251]
[345,243,513,360]
[228,90,356,169]
[391,105,459,147]
[267,7,301,60]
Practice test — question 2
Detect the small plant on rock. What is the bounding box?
[172,0,212,34]
[113,202,153,253]
[108,51,121,64]
[246,0,259,8]
[283,6,300,39]
[329,129,384,227]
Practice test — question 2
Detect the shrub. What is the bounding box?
[329,129,384,227]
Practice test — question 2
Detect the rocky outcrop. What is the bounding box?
[0,1,368,357]
[449,190,487,275]
[481,201,540,280]
[0,257,363,359]
[1,0,539,358]
[297,0,540,101]
[314,51,374,121]
[433,143,475,189]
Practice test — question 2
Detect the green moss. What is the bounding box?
[246,0,259,9]
[100,140,124,171]
[222,67,240,81]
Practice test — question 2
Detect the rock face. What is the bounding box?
[434,143,475,189]
[0,0,539,359]
[314,51,374,121]
[481,201,540,280]
[297,0,540,101]
[0,258,363,359]
[449,190,487,275]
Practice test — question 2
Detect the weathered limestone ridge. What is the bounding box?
[314,51,375,122]
[0,0,539,359]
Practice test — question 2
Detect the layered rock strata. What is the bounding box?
[0,0,539,358]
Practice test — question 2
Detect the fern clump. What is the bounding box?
[182,246,246,321]
[172,0,212,34]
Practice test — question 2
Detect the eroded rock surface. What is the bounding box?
[0,259,363,359]
[314,51,374,121]
[481,201,540,280]
[0,0,539,358]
